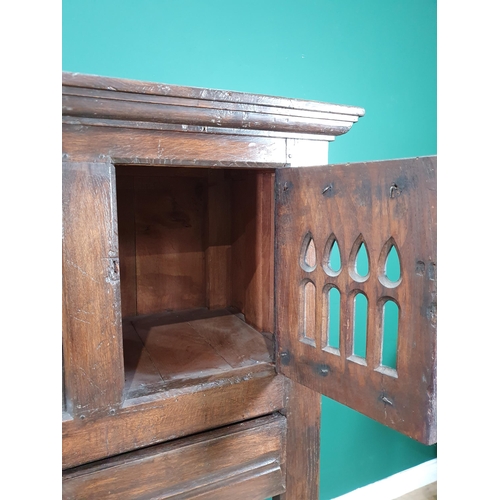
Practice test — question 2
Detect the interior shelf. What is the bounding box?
[123,308,274,399]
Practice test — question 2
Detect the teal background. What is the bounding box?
[63,1,437,498]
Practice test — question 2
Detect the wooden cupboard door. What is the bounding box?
[275,157,436,444]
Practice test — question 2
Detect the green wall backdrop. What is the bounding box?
[63,1,437,498]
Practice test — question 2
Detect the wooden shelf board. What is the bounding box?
[123,308,274,398]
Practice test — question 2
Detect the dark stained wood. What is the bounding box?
[184,464,283,500]
[62,85,356,122]
[63,413,286,500]
[275,157,437,444]
[274,380,321,500]
[115,167,275,323]
[62,162,124,417]
[254,171,275,333]
[120,286,277,401]
[114,166,276,323]
[230,171,275,333]
[62,72,365,170]
[206,170,232,309]
[61,71,439,499]
[126,309,273,393]
[116,164,277,178]
[116,172,137,317]
[62,77,364,119]
[122,318,163,395]
[62,72,365,137]
[62,124,288,164]
[63,370,286,469]
[136,319,233,381]
[187,312,274,368]
[62,346,66,412]
[134,172,207,314]
[63,115,338,146]
[63,93,357,138]
[62,87,360,129]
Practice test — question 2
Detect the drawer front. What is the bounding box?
[63,362,286,470]
[62,413,286,500]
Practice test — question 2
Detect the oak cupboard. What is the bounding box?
[62,72,436,499]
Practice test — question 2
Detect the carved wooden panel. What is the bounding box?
[275,157,437,444]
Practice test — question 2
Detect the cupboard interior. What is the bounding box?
[116,166,276,398]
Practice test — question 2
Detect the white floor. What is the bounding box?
[333,459,437,500]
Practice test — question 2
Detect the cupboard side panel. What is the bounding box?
[116,172,137,317]
[230,171,275,332]
[256,171,276,333]
[62,162,124,417]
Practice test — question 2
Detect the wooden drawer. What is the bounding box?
[62,413,286,500]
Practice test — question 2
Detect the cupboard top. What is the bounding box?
[62,72,365,140]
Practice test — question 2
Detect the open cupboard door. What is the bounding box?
[275,156,436,444]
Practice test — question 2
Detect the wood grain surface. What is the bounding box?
[63,413,286,500]
[62,124,288,164]
[273,380,321,500]
[276,157,437,444]
[230,170,275,332]
[62,162,124,418]
[123,308,273,396]
[63,368,285,469]
[62,72,364,140]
